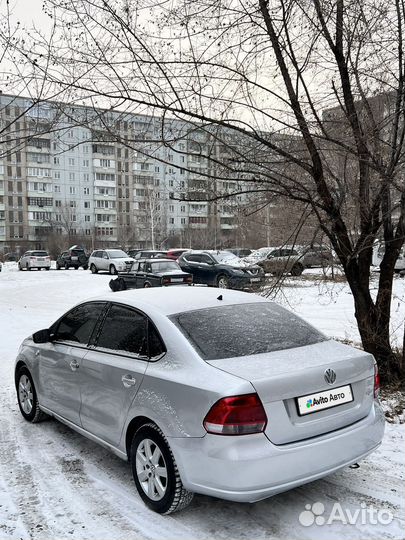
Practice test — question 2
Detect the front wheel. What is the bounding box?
[290,263,304,276]
[82,265,89,271]
[217,274,229,288]
[109,264,118,275]
[130,424,193,514]
[16,367,46,423]
[90,264,98,274]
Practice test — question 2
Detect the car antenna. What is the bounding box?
[217,294,223,301]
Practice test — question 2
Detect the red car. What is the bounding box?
[166,248,190,260]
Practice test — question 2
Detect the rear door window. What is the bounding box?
[96,304,148,357]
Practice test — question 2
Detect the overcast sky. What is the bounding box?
[6,0,51,33]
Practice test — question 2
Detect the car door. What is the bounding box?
[79,303,149,446]
[199,253,216,284]
[263,249,280,273]
[135,261,147,288]
[100,250,110,271]
[179,253,203,283]
[38,302,107,425]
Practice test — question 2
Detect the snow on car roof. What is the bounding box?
[90,287,268,316]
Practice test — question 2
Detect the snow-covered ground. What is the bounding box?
[0,264,404,540]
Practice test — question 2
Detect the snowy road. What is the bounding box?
[0,265,404,540]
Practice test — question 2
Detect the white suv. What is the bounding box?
[18,251,51,271]
[89,249,134,275]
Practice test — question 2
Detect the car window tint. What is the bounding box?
[32,251,48,256]
[200,254,213,264]
[148,323,165,358]
[186,254,202,263]
[170,303,326,360]
[96,305,148,356]
[55,303,105,345]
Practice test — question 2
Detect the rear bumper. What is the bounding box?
[169,401,385,502]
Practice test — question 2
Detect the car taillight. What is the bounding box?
[162,277,171,285]
[184,276,193,283]
[374,363,380,398]
[203,393,267,435]
[30,257,36,260]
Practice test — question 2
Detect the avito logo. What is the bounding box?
[306,399,313,409]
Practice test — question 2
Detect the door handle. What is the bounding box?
[122,374,137,388]
[70,360,79,371]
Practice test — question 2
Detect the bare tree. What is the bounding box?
[14,0,405,378]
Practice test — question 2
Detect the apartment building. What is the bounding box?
[0,94,244,255]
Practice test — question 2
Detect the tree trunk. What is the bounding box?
[346,266,402,382]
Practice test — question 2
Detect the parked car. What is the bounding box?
[15,287,384,515]
[257,247,304,276]
[226,248,252,258]
[178,250,264,289]
[89,249,134,275]
[127,249,143,258]
[243,247,274,265]
[299,245,334,268]
[166,248,190,260]
[373,243,405,271]
[132,250,169,260]
[18,251,51,271]
[109,258,193,291]
[56,246,89,270]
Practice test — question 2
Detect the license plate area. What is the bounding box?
[296,384,353,416]
[250,277,261,282]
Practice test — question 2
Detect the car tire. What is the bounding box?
[18,264,22,271]
[56,264,61,270]
[217,274,229,288]
[26,264,31,271]
[16,367,46,423]
[74,266,78,270]
[83,265,89,271]
[65,263,70,270]
[109,264,118,275]
[291,263,304,276]
[130,423,193,515]
[90,264,98,274]
[45,267,50,271]
[143,282,151,288]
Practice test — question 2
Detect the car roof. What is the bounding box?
[87,287,268,316]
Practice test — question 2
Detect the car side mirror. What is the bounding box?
[32,328,52,344]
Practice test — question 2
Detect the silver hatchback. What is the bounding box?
[15,288,385,514]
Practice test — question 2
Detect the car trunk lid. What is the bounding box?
[207,340,375,444]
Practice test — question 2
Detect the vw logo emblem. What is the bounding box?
[324,368,336,385]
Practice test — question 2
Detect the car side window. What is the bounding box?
[53,303,106,345]
[185,254,202,263]
[138,262,146,272]
[148,322,166,359]
[102,252,109,259]
[269,250,279,258]
[146,263,152,272]
[200,254,213,265]
[96,304,148,357]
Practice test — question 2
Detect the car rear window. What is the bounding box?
[170,302,326,360]
[32,251,48,256]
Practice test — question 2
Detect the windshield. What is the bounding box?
[151,261,181,272]
[211,251,241,265]
[107,250,129,258]
[170,302,326,360]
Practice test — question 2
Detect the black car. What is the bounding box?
[109,258,193,291]
[177,250,265,289]
[56,246,89,270]
[132,250,169,260]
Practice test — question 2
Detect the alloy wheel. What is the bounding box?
[18,374,33,415]
[135,438,168,501]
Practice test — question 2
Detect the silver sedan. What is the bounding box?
[14,288,385,514]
